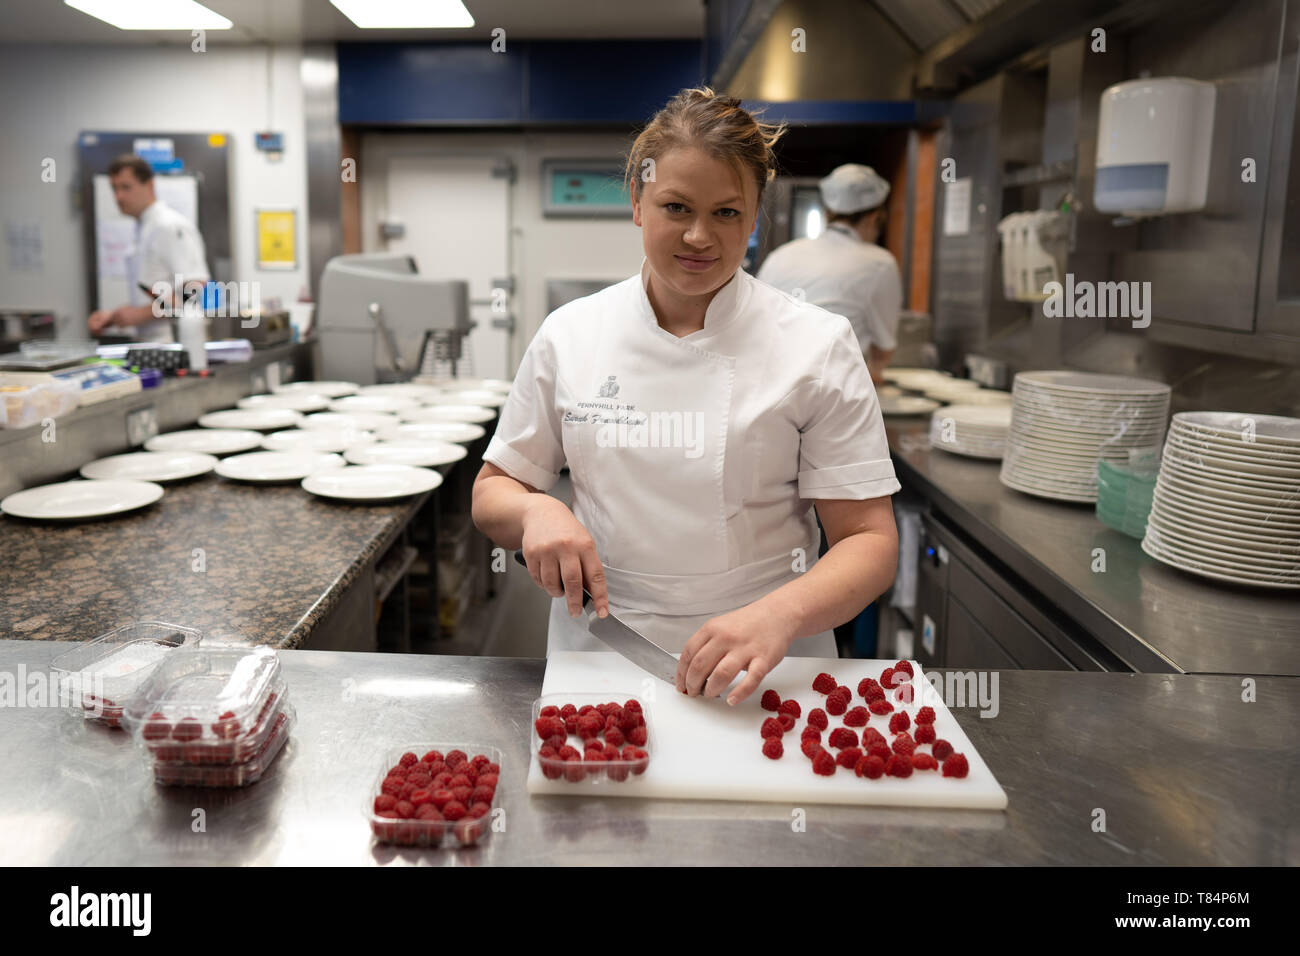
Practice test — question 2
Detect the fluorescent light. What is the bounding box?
[64,0,232,30]
[329,0,475,29]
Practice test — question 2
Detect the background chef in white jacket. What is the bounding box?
[87,154,210,343]
[473,88,899,706]
[756,164,902,384]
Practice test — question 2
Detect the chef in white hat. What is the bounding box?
[756,163,902,383]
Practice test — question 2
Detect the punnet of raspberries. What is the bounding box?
[535,699,651,784]
[372,749,498,847]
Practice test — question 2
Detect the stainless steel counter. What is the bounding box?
[2,639,1294,866]
[888,422,1300,677]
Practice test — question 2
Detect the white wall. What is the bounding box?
[0,43,311,336]
[361,131,647,373]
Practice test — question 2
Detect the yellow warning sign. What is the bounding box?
[256,209,296,269]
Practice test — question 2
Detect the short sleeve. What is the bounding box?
[862,258,901,352]
[795,319,901,500]
[483,325,566,491]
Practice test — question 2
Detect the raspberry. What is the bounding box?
[894,660,914,679]
[604,714,621,733]
[942,753,969,778]
[564,715,579,734]
[627,725,648,747]
[868,699,894,715]
[828,727,858,749]
[399,751,419,768]
[142,712,170,741]
[468,802,491,819]
[538,744,558,760]
[914,723,936,744]
[857,677,882,699]
[833,685,851,701]
[801,727,821,742]
[777,713,796,732]
[618,710,640,732]
[543,734,566,752]
[608,756,631,782]
[442,800,467,821]
[895,685,915,704]
[892,732,915,755]
[410,788,433,807]
[760,717,782,739]
[431,772,453,789]
[807,708,828,731]
[812,750,836,776]
[578,705,596,716]
[842,706,869,727]
[394,800,415,819]
[563,756,585,782]
[407,772,432,790]
[778,699,801,719]
[800,737,822,759]
[577,714,603,739]
[211,711,240,739]
[398,782,417,801]
[911,753,938,771]
[880,667,896,688]
[584,738,604,753]
[535,715,565,740]
[450,785,472,804]
[560,703,577,718]
[584,749,607,777]
[445,750,467,769]
[374,794,397,813]
[605,727,625,748]
[836,746,862,769]
[862,683,885,703]
[621,746,649,774]
[825,694,847,717]
[856,754,885,779]
[866,741,891,762]
[623,699,642,714]
[915,706,936,725]
[813,672,837,694]
[557,745,580,761]
[762,737,783,759]
[885,754,913,778]
[889,712,911,734]
[424,759,446,777]
[539,705,560,718]
[539,755,563,780]
[172,717,202,741]
[415,804,444,821]
[448,773,472,789]
[760,689,781,712]
[380,777,402,797]
[932,739,954,762]
[861,727,886,747]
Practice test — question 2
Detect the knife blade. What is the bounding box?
[513,549,678,686]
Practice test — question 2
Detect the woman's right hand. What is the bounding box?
[519,496,610,619]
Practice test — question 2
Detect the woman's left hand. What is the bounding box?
[676,602,795,705]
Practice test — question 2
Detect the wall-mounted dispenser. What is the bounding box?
[1094,77,1216,218]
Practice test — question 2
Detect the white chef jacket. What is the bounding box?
[756,223,902,355]
[485,257,900,657]
[123,199,210,343]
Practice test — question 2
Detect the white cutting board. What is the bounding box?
[526,652,1007,809]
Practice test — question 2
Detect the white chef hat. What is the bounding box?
[819,164,890,214]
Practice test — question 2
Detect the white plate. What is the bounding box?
[197,409,303,431]
[1155,470,1300,510]
[301,411,398,432]
[1143,526,1300,576]
[272,380,359,398]
[400,404,497,424]
[883,368,952,389]
[237,392,330,413]
[328,395,420,415]
[946,389,1013,405]
[145,429,263,455]
[1160,456,1300,494]
[1149,502,1300,552]
[1168,431,1300,464]
[357,383,446,402]
[375,421,486,444]
[1014,370,1171,396]
[1172,411,1300,447]
[260,428,376,454]
[932,405,1012,428]
[80,451,217,482]
[1152,482,1300,526]
[880,395,941,416]
[215,451,346,483]
[930,439,1004,460]
[414,376,513,393]
[343,440,468,467]
[426,389,508,408]
[1162,437,1300,479]
[301,464,443,501]
[1142,535,1300,589]
[998,471,1096,502]
[1,479,164,520]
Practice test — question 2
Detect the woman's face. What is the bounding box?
[632,146,759,301]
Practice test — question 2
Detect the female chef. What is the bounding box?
[472,87,900,706]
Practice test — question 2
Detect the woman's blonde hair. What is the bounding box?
[623,87,787,209]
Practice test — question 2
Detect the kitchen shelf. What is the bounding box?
[1001,160,1074,188]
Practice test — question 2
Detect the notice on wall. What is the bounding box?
[943,177,972,236]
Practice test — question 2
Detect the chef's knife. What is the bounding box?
[513,549,678,686]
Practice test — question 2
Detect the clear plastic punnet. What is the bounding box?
[121,647,283,761]
[49,622,202,728]
[152,704,295,787]
[530,693,652,785]
[365,744,503,848]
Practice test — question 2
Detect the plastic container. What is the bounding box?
[364,744,504,848]
[121,646,282,758]
[49,621,202,728]
[152,704,294,787]
[144,681,288,764]
[1096,451,1160,539]
[530,694,652,785]
[0,374,80,429]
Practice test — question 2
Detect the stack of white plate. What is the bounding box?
[919,378,984,405]
[237,392,330,413]
[883,368,953,391]
[928,405,1012,460]
[879,394,941,416]
[1000,371,1171,502]
[1142,412,1300,589]
[272,380,359,398]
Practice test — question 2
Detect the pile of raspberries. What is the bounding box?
[372,749,499,847]
[759,662,970,781]
[534,700,650,782]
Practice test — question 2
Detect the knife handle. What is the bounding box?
[513,549,596,610]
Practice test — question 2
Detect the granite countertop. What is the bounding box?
[0,473,429,648]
